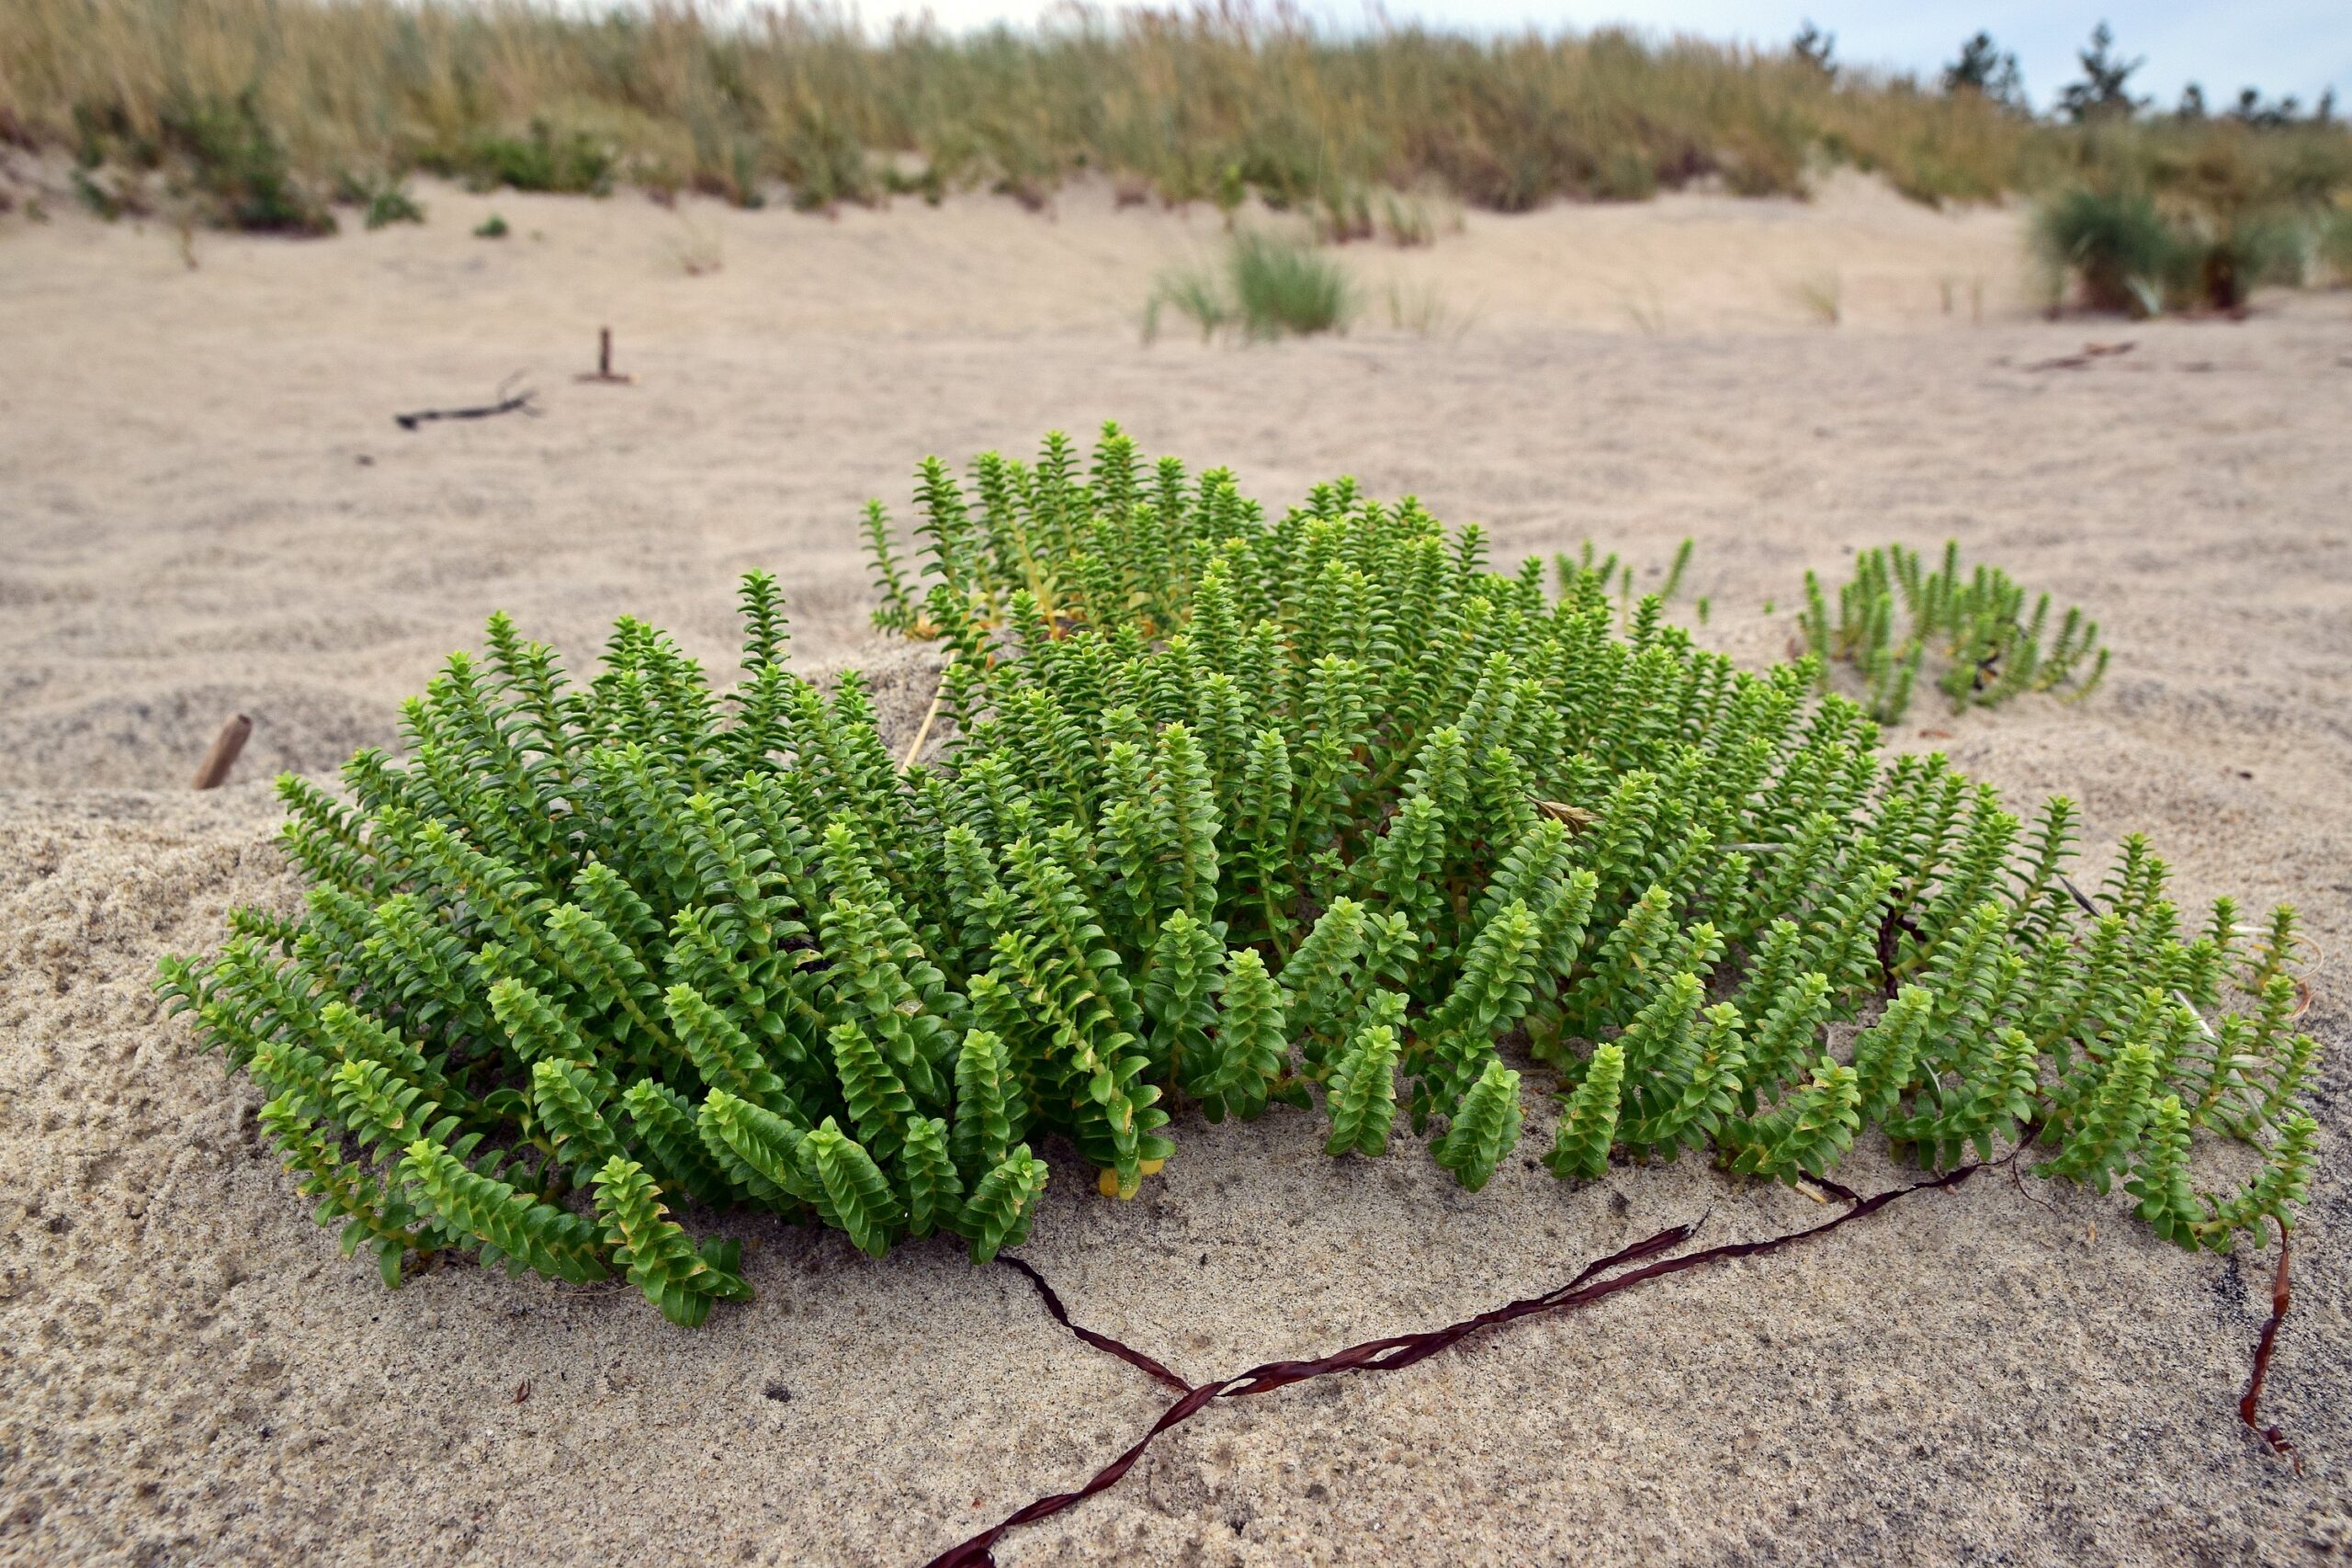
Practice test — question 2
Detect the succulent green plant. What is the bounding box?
[1802,540,2110,723]
[162,426,2315,1325]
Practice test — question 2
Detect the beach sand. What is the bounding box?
[2,172,2346,1566]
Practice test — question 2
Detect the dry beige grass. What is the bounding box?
[1,184,2346,1566]
[7,0,2351,221]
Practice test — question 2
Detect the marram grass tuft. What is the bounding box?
[164,426,2315,1325]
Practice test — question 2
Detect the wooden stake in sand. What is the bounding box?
[193,714,253,790]
[576,327,636,386]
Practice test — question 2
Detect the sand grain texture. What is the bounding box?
[2,180,2347,1567]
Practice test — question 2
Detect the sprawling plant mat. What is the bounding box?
[161,426,2315,1328]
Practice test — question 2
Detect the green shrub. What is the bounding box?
[443,119,615,196]
[2036,186,2308,312]
[1590,149,1658,201]
[163,427,2317,1325]
[2320,207,2352,284]
[778,109,873,211]
[160,89,335,235]
[2033,187,2186,313]
[1801,541,2109,723]
[473,213,510,239]
[2187,207,2304,305]
[362,182,424,231]
[72,166,133,220]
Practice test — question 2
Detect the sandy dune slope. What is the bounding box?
[1,176,2346,1567]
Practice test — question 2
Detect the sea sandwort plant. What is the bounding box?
[1803,541,2109,724]
[1551,537,1692,623]
[163,428,2313,1326]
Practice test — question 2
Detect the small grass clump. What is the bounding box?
[473,213,509,239]
[161,427,2314,1326]
[164,90,337,235]
[1552,538,1691,618]
[664,217,725,276]
[1802,541,2109,723]
[2185,208,2307,307]
[1229,231,1352,336]
[2320,208,2352,285]
[1384,281,1470,339]
[429,120,616,197]
[1143,264,1232,343]
[345,175,424,231]
[2034,187,2308,314]
[1148,233,1355,343]
[1792,271,1843,324]
[2033,187,2180,313]
[1377,190,1442,246]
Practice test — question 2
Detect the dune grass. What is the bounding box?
[1227,231,1353,336]
[1792,271,1843,324]
[8,0,2352,236]
[1147,231,1356,342]
[2323,209,2352,285]
[2034,186,2312,313]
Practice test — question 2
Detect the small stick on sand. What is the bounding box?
[575,327,636,385]
[2240,1218,2300,1470]
[193,714,253,790]
[394,373,539,431]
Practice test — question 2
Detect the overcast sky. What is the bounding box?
[837,2,2350,114]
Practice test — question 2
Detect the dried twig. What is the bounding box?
[994,1257,1191,1393]
[2065,874,2299,1459]
[2056,874,2101,919]
[2026,341,2135,373]
[192,713,252,790]
[937,1163,1985,1567]
[393,373,540,431]
[2240,1218,2300,1470]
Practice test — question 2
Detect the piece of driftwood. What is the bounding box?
[393,374,540,431]
[930,1162,1993,1568]
[193,714,252,790]
[2241,1218,2300,1470]
[575,327,635,385]
[2025,341,2136,373]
